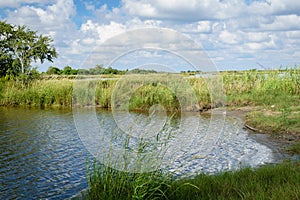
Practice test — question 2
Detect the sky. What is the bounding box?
[1,0,300,72]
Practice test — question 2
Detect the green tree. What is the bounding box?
[62,66,78,75]
[0,21,57,77]
[46,66,61,75]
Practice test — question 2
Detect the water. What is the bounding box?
[0,107,91,199]
[0,107,279,199]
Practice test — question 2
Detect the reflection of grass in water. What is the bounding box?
[85,109,300,199]
[86,160,300,199]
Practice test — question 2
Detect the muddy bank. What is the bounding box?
[204,106,300,158]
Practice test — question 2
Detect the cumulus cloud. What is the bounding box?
[122,0,237,21]
[2,0,300,71]
[0,0,55,8]
[4,0,80,68]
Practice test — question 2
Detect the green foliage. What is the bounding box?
[1,68,299,112]
[168,160,300,200]
[87,163,171,200]
[0,79,73,107]
[223,67,300,107]
[76,66,158,75]
[46,66,79,75]
[47,66,61,75]
[286,142,300,154]
[86,161,300,200]
[128,68,158,74]
[0,21,57,77]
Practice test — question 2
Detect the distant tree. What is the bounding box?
[0,21,57,77]
[128,68,158,74]
[62,66,78,75]
[89,64,104,75]
[46,66,61,75]
[77,69,90,75]
[62,66,72,75]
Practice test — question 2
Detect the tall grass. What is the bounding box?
[0,79,73,107]
[1,68,299,110]
[222,68,300,108]
[87,163,171,200]
[85,160,300,200]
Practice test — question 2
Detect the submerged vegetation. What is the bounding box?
[84,160,300,200]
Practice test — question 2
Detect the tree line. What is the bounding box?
[0,21,158,78]
[46,65,158,75]
[46,65,125,75]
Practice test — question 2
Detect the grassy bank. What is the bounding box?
[84,160,300,200]
[1,68,299,135]
[1,68,299,108]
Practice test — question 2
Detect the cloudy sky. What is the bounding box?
[1,0,300,72]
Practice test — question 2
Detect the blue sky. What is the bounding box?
[1,0,300,72]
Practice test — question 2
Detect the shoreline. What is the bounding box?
[2,104,299,153]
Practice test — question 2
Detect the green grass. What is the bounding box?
[0,79,73,107]
[286,142,300,154]
[245,110,300,134]
[85,160,300,200]
[222,68,300,108]
[1,68,299,110]
[86,164,171,200]
[1,68,299,135]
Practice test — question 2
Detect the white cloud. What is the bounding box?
[245,32,271,43]
[6,0,76,34]
[0,0,54,8]
[2,0,300,71]
[219,30,240,45]
[5,0,78,69]
[121,0,247,21]
[80,20,126,43]
[259,15,300,31]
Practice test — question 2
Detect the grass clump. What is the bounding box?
[86,161,300,200]
[245,109,300,134]
[87,163,171,200]
[0,79,73,107]
[286,142,300,154]
[222,68,300,108]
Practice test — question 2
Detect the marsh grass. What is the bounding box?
[245,110,300,134]
[222,68,300,107]
[86,161,300,200]
[1,68,299,112]
[87,163,171,200]
[286,142,300,154]
[0,79,73,107]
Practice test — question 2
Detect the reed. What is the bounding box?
[86,160,300,200]
[1,68,299,111]
[0,79,73,107]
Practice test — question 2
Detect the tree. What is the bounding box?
[46,66,61,75]
[62,66,78,75]
[0,21,57,77]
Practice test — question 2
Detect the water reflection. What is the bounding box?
[0,107,90,199]
[0,107,276,199]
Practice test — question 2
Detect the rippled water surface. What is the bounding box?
[0,107,92,199]
[0,107,277,199]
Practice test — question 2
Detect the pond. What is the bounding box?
[0,107,283,199]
